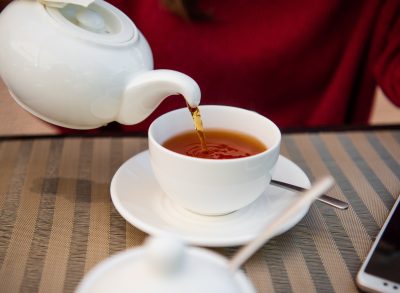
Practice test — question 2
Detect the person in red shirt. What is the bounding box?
[107,0,400,132]
[1,0,399,132]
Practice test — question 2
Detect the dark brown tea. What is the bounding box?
[162,128,267,159]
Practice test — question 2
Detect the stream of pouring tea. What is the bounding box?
[187,105,208,152]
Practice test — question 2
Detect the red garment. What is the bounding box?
[88,0,400,132]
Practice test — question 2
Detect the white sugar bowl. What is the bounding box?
[76,236,255,293]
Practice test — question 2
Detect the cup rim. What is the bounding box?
[148,105,281,162]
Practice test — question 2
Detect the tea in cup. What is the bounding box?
[148,105,281,215]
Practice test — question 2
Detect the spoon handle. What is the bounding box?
[229,176,334,273]
[270,179,348,210]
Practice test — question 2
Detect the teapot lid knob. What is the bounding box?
[76,6,106,33]
[43,0,136,45]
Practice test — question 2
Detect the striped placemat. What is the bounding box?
[0,130,399,292]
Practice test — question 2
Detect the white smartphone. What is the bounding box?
[356,195,400,293]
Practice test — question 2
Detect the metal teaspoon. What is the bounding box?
[270,179,349,210]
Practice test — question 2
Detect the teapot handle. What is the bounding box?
[117,69,201,125]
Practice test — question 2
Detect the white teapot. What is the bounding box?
[0,0,201,129]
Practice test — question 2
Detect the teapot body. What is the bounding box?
[0,0,152,129]
[0,1,200,129]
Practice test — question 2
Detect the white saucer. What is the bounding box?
[111,151,311,247]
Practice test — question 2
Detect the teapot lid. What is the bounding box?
[44,0,136,45]
[76,236,255,293]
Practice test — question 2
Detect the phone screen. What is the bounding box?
[364,200,400,283]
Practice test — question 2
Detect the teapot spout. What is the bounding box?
[117,69,201,125]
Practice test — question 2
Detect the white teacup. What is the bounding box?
[148,105,281,216]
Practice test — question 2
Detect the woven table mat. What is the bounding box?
[0,130,399,293]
